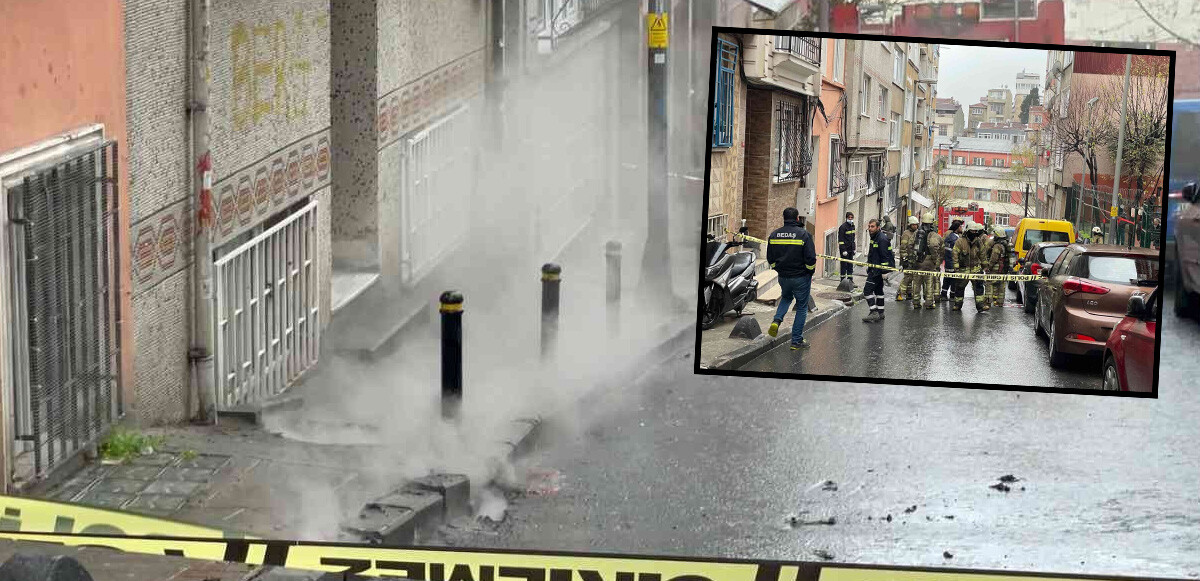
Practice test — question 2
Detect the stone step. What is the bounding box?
[756,283,782,304]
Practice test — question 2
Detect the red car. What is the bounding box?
[1101,286,1159,392]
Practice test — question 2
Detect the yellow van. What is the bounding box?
[1011,218,1077,268]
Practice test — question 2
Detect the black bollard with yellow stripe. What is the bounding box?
[606,241,621,338]
[440,291,464,420]
[541,263,562,362]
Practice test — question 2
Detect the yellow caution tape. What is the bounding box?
[726,230,1042,283]
[0,496,1156,581]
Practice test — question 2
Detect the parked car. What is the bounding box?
[1009,218,1076,291]
[1175,182,1200,319]
[1101,286,1159,392]
[1034,244,1159,368]
[1014,241,1069,313]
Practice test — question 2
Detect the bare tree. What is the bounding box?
[1101,55,1170,204]
[1046,81,1114,192]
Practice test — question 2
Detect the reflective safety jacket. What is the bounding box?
[766,220,817,278]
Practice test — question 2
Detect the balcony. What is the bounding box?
[764,35,821,96]
[531,0,623,53]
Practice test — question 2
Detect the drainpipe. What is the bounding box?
[189,0,216,422]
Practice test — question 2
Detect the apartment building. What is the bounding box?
[932,137,1030,227]
[812,37,848,268]
[1014,69,1042,120]
[967,101,987,135]
[840,39,898,252]
[986,87,1013,123]
[934,98,965,138]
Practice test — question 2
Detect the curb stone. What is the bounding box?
[707,301,849,371]
[343,317,693,546]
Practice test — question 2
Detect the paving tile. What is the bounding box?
[106,464,168,481]
[90,478,152,495]
[158,467,217,483]
[75,491,133,510]
[125,494,188,513]
[129,453,178,467]
[141,480,203,496]
[177,454,231,470]
[49,485,87,503]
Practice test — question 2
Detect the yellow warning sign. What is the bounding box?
[1111,205,1119,217]
[648,13,668,48]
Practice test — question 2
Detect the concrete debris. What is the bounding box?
[943,551,954,559]
[943,515,955,520]
[998,474,1020,483]
[903,505,917,513]
[822,481,838,491]
[989,483,1011,493]
[786,515,836,527]
[885,514,893,522]
[812,550,836,561]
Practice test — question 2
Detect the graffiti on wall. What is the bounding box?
[377,50,486,150]
[230,10,329,132]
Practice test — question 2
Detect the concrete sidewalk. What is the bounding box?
[699,267,902,370]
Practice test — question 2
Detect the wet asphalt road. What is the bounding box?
[739,283,1099,390]
[432,290,1200,579]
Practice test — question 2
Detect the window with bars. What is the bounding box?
[829,136,848,196]
[713,39,738,148]
[706,214,728,239]
[775,100,811,182]
[848,158,866,201]
[886,175,900,210]
[997,190,1012,203]
[867,156,884,193]
[974,188,992,201]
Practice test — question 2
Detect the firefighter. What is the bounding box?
[913,212,945,310]
[987,224,1011,307]
[940,219,964,302]
[837,212,857,287]
[897,216,919,302]
[951,221,989,312]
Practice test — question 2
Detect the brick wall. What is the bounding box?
[743,89,773,241]
[707,33,747,235]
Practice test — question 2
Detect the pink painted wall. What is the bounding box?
[0,0,133,415]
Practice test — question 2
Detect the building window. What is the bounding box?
[973,157,985,166]
[833,40,845,83]
[938,124,948,136]
[861,75,871,116]
[902,147,911,177]
[904,89,913,121]
[829,135,843,196]
[848,158,866,201]
[890,113,901,147]
[707,214,729,239]
[996,213,1010,226]
[878,87,889,119]
[894,49,904,84]
[992,158,1006,167]
[712,39,738,148]
[997,190,1012,203]
[954,155,964,164]
[974,188,992,201]
[775,100,810,181]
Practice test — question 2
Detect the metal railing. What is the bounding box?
[775,35,821,65]
[400,105,475,286]
[8,140,122,481]
[213,199,320,411]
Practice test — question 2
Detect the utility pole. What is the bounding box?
[190,0,216,422]
[1110,53,1132,245]
[1012,0,1020,43]
[643,0,671,302]
[818,0,830,32]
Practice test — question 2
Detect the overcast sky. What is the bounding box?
[935,45,1049,107]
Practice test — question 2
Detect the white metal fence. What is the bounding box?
[213,199,320,410]
[400,105,474,286]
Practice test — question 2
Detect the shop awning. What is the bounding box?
[910,191,933,208]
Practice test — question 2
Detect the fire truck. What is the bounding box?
[938,204,985,237]
[831,0,1065,45]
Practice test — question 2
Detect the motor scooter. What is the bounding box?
[701,220,760,330]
